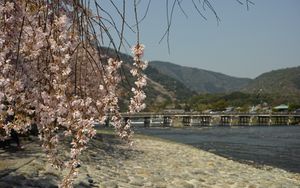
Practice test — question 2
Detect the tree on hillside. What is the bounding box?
[0,0,253,187]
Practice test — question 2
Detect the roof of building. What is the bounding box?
[274,104,289,110]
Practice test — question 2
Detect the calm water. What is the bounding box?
[134,126,300,173]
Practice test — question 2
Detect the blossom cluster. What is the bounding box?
[129,44,148,113]
[0,1,147,187]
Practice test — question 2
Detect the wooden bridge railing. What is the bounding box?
[113,112,300,127]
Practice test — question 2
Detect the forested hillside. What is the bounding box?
[242,66,300,100]
[149,61,251,93]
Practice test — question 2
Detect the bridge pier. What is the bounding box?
[293,116,300,125]
[182,116,191,126]
[196,116,211,126]
[123,117,130,124]
[220,116,231,126]
[257,116,270,126]
[274,116,289,125]
[239,116,251,126]
[105,117,110,127]
[248,116,256,126]
[163,116,171,127]
[144,117,151,127]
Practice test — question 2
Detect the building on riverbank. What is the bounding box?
[274,104,289,112]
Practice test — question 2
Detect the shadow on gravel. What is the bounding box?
[0,173,93,188]
[0,131,144,187]
[0,173,58,188]
[0,138,41,161]
[87,133,144,160]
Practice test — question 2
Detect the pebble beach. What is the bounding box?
[0,133,299,188]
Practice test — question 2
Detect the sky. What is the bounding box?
[133,0,300,79]
[97,1,300,79]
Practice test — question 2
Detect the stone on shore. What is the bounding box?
[0,134,299,187]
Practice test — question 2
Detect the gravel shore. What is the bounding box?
[0,133,299,188]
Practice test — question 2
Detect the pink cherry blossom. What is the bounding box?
[0,1,147,187]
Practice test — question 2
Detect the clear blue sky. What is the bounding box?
[98,1,300,79]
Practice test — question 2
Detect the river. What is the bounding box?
[134,126,300,173]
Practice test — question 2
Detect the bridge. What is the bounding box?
[116,112,300,127]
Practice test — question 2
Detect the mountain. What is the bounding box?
[149,61,251,93]
[242,66,300,97]
[104,48,300,110]
[101,48,195,111]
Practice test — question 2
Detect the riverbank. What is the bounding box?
[0,132,300,188]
